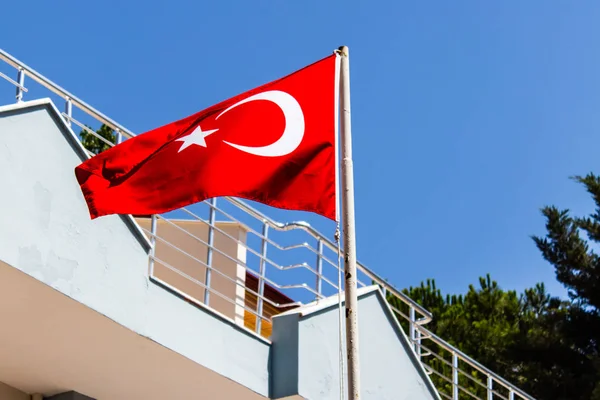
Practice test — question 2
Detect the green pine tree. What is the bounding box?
[79,123,116,155]
[532,173,600,399]
[392,274,589,399]
[383,174,600,399]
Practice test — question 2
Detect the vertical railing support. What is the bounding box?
[64,97,72,127]
[149,214,158,276]
[256,221,269,335]
[204,198,217,306]
[488,374,493,400]
[15,67,24,103]
[410,307,422,359]
[315,239,323,300]
[508,390,515,400]
[116,128,123,145]
[416,326,422,359]
[452,352,459,400]
[409,307,417,349]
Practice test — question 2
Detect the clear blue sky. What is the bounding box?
[2,1,600,299]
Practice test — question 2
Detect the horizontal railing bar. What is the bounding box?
[145,224,308,307]
[83,148,94,158]
[0,70,28,92]
[170,209,342,296]
[279,283,320,297]
[490,388,510,400]
[399,308,534,399]
[176,208,280,265]
[457,383,485,400]
[151,255,270,322]
[64,114,117,148]
[178,207,320,269]
[407,311,533,399]
[152,214,270,275]
[204,203,324,257]
[152,214,335,293]
[0,48,136,140]
[144,227,300,310]
[389,305,411,323]
[392,300,528,398]
[423,363,453,385]
[389,302,431,327]
[318,252,345,273]
[148,234,268,308]
[221,197,434,321]
[417,325,536,400]
[358,267,432,322]
[457,366,489,390]
[417,343,453,369]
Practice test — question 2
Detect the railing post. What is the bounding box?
[149,214,158,276]
[64,98,72,127]
[452,351,459,400]
[204,198,217,306]
[409,307,421,359]
[256,221,269,335]
[116,128,123,145]
[15,67,24,103]
[409,306,417,346]
[487,374,493,400]
[508,390,515,400]
[315,239,323,300]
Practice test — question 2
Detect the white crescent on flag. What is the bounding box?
[216,90,305,157]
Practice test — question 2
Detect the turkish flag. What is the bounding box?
[75,53,339,221]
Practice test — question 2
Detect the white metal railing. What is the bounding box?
[0,47,536,400]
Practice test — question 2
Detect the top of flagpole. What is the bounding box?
[337,45,349,57]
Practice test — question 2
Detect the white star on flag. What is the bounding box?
[176,125,219,152]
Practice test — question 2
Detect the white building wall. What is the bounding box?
[0,99,270,397]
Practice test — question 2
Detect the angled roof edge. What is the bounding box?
[274,285,380,318]
[0,98,153,252]
[0,97,56,113]
[376,288,442,400]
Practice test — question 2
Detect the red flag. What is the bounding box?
[75,54,339,220]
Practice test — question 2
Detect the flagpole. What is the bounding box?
[338,45,361,400]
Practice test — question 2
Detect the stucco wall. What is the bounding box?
[0,100,269,396]
[0,260,266,400]
[271,286,441,400]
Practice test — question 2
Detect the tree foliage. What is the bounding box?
[391,276,593,400]
[388,174,600,400]
[79,123,115,155]
[532,174,600,399]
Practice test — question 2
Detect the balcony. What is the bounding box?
[0,48,535,400]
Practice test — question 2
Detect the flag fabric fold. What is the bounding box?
[75,53,338,220]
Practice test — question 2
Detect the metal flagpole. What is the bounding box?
[338,45,361,400]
